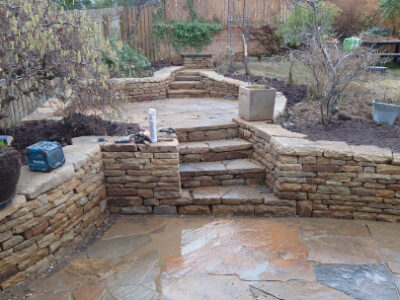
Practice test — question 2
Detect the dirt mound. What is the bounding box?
[225,74,307,107]
[288,119,400,152]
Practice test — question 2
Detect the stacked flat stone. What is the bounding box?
[235,119,400,222]
[102,137,183,216]
[109,66,184,102]
[182,54,214,69]
[0,143,106,290]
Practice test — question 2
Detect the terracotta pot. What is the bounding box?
[0,147,21,209]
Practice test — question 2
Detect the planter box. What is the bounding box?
[239,86,276,121]
[373,100,400,125]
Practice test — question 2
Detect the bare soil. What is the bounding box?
[288,119,400,152]
[0,114,140,163]
[225,74,308,107]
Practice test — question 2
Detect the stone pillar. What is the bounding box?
[102,138,181,215]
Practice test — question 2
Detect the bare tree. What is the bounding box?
[0,0,114,124]
[291,0,382,128]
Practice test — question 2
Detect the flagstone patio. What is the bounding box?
[2,216,400,300]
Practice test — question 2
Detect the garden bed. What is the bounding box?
[288,119,400,152]
[224,74,307,107]
[0,114,140,163]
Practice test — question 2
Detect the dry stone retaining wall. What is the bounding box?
[102,137,183,215]
[235,118,400,222]
[109,66,184,102]
[182,54,214,69]
[0,143,106,290]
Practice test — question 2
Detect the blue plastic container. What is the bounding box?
[26,141,65,172]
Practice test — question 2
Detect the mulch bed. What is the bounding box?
[0,114,140,163]
[225,74,308,107]
[288,119,400,152]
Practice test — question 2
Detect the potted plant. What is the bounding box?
[0,141,21,209]
[239,84,276,121]
[373,99,400,125]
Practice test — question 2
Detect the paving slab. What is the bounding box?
[102,216,167,240]
[163,275,254,300]
[304,235,382,264]
[250,280,354,300]
[28,258,116,293]
[367,221,400,273]
[299,218,371,238]
[6,217,400,299]
[166,219,314,281]
[86,235,151,259]
[314,264,398,300]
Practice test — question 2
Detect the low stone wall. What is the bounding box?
[182,54,214,69]
[109,66,184,102]
[102,137,183,215]
[235,119,400,222]
[0,143,106,290]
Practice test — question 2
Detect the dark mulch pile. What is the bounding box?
[288,119,400,152]
[151,60,182,71]
[225,74,307,107]
[0,114,140,162]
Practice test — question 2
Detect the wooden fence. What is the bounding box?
[113,0,289,59]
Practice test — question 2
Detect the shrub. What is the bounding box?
[0,0,114,121]
[291,0,381,128]
[102,38,153,78]
[331,0,375,39]
[276,2,340,47]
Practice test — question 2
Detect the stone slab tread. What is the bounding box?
[179,138,252,154]
[169,81,202,89]
[179,159,265,176]
[175,75,202,81]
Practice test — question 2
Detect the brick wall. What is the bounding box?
[236,119,400,222]
[0,143,106,290]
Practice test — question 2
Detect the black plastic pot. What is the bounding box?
[0,147,21,209]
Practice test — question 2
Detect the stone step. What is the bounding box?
[176,70,201,76]
[176,185,296,216]
[180,159,265,188]
[179,138,252,163]
[169,81,202,89]
[176,120,239,142]
[168,89,209,98]
[175,75,202,81]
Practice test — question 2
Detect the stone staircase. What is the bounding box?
[168,70,209,98]
[174,121,287,215]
